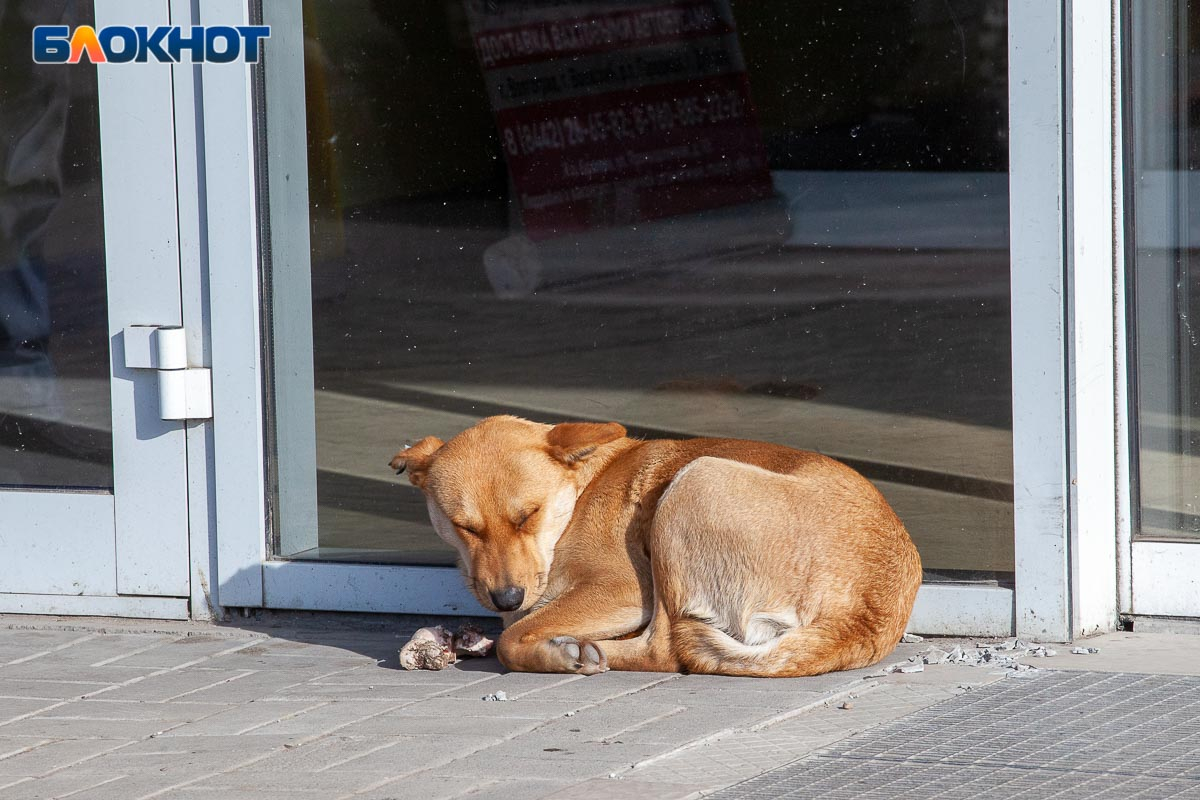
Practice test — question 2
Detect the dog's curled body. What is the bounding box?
[390,416,922,678]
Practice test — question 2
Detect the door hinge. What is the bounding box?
[123,325,213,420]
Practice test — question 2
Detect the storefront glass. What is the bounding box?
[261,0,1014,579]
[0,0,112,489]
[1127,0,1200,539]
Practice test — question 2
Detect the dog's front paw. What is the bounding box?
[550,635,608,675]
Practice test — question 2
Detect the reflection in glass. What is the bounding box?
[264,0,1013,578]
[0,0,112,489]
[1127,1,1200,538]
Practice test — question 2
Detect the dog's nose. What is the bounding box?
[490,586,525,611]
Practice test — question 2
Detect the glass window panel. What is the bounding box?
[263,0,1014,580]
[0,0,113,490]
[1127,1,1200,539]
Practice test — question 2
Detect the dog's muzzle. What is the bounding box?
[489,586,525,611]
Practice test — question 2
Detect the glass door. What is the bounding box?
[1126,0,1200,618]
[0,0,191,618]
[231,0,1018,631]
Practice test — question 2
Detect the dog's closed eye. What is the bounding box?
[515,507,540,530]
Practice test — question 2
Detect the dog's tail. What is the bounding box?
[672,616,891,677]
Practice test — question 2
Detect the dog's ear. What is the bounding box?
[546,422,626,466]
[388,436,444,488]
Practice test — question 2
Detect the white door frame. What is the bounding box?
[200,0,1137,640]
[0,0,194,619]
[1121,1,1200,619]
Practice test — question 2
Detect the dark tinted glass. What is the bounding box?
[1127,1,1200,539]
[0,0,113,489]
[267,0,1013,579]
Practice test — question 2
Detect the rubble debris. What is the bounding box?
[838,701,854,710]
[482,691,509,702]
[922,647,951,665]
[900,633,924,643]
[399,624,496,670]
[1070,646,1100,655]
[900,637,1061,677]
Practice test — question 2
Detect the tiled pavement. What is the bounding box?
[3,618,1198,799]
[706,671,1200,799]
[0,618,941,799]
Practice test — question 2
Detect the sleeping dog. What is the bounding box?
[391,416,921,677]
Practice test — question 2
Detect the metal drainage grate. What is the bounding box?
[709,671,1200,799]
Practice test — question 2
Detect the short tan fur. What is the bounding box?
[390,416,921,677]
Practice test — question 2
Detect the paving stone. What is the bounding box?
[669,671,866,693]
[69,774,330,800]
[111,734,300,760]
[323,771,466,800]
[196,766,404,794]
[518,671,680,702]
[0,737,51,761]
[434,751,630,782]
[337,713,540,739]
[440,671,586,700]
[0,770,129,800]
[0,630,95,658]
[77,746,269,785]
[208,653,376,673]
[0,738,133,777]
[0,699,62,724]
[92,669,271,704]
[396,695,590,720]
[157,701,325,736]
[0,715,182,740]
[35,699,234,723]
[313,663,499,686]
[485,734,668,766]
[494,697,690,746]
[323,733,505,774]
[543,778,705,800]
[159,671,324,705]
[244,700,406,736]
[0,664,152,684]
[460,777,577,800]
[642,684,844,713]
[57,636,184,667]
[160,789,331,800]
[93,637,256,669]
[261,681,455,702]
[0,680,117,700]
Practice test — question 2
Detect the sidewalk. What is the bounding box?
[1,615,1198,799]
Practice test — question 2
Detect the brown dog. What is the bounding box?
[390,416,921,677]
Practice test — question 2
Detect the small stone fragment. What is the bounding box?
[922,647,950,665]
[838,701,854,710]
[482,690,509,702]
[896,662,924,674]
[1070,646,1099,655]
[900,633,924,643]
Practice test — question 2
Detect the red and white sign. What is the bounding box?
[465,1,773,241]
